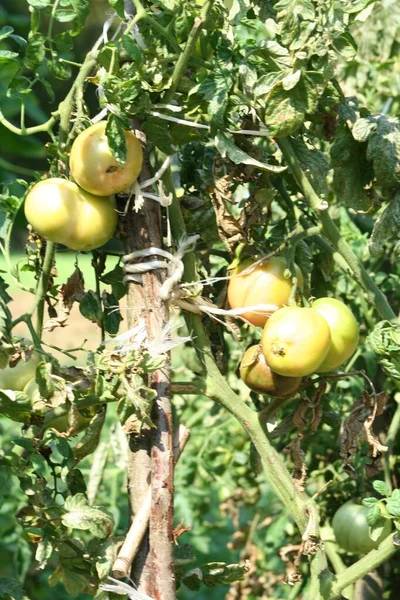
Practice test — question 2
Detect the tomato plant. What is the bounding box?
[312,298,359,372]
[261,306,332,377]
[227,256,303,327]
[2,0,400,599]
[332,502,391,555]
[69,121,143,197]
[239,344,302,397]
[24,178,118,251]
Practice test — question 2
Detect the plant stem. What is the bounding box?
[277,137,396,322]
[35,241,55,335]
[324,540,354,600]
[165,0,215,102]
[328,534,400,600]
[0,109,59,136]
[0,157,38,177]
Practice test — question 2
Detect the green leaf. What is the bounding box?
[121,35,144,64]
[79,290,102,326]
[387,489,400,517]
[108,0,125,18]
[0,578,24,600]
[0,390,32,423]
[0,51,19,64]
[102,291,122,336]
[0,278,12,344]
[215,133,286,173]
[142,120,174,154]
[106,114,127,166]
[332,32,358,61]
[373,480,391,497]
[47,59,72,80]
[24,32,45,71]
[70,0,90,36]
[362,497,378,507]
[343,0,375,13]
[194,70,233,132]
[62,493,114,538]
[0,26,14,42]
[366,503,382,526]
[253,72,284,98]
[27,0,51,7]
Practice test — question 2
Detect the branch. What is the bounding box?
[277,137,396,322]
[0,109,59,136]
[328,534,400,600]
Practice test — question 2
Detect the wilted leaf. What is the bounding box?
[215,134,286,173]
[62,493,114,538]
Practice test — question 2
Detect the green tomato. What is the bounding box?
[0,353,40,391]
[332,501,391,555]
[312,298,359,372]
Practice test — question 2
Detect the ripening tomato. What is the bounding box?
[69,121,143,196]
[0,352,40,391]
[261,306,331,377]
[332,502,391,555]
[24,178,117,251]
[240,345,302,397]
[312,298,359,372]
[227,256,304,328]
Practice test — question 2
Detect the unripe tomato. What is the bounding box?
[240,345,302,397]
[261,306,331,377]
[312,298,359,372]
[69,121,143,196]
[227,257,303,328]
[332,502,391,554]
[24,178,117,251]
[0,353,40,391]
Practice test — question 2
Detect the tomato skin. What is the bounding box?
[240,345,302,397]
[332,502,391,554]
[69,121,143,196]
[261,306,331,377]
[312,298,359,372]
[227,256,304,328]
[24,178,117,251]
[0,353,40,391]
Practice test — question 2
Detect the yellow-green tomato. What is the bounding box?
[0,353,40,391]
[24,178,117,251]
[332,502,391,555]
[227,256,304,328]
[261,306,332,377]
[240,345,302,397]
[69,121,143,196]
[312,298,359,372]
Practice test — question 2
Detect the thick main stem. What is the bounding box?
[122,191,174,598]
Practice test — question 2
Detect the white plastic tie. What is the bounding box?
[101,577,155,600]
[123,235,200,301]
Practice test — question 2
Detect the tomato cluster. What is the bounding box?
[24,121,143,251]
[230,258,359,396]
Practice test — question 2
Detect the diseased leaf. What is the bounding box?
[365,115,400,188]
[331,124,372,211]
[369,191,400,257]
[0,390,32,423]
[0,50,19,64]
[62,493,114,538]
[24,32,45,71]
[35,538,53,570]
[291,138,329,197]
[215,134,286,173]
